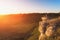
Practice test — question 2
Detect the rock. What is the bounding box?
[39,34,47,40]
[39,16,60,40]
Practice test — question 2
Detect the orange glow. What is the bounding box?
[0,14,21,25]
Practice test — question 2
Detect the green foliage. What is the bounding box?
[27,27,40,40]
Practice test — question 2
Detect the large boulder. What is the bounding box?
[39,16,60,40]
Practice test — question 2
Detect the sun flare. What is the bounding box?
[0,1,20,15]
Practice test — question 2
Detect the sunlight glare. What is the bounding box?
[0,0,20,15]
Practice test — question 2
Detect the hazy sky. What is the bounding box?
[0,0,60,14]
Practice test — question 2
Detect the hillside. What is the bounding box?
[0,13,60,40]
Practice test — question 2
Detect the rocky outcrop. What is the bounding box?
[39,16,60,40]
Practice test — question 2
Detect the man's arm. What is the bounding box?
[47,17,60,24]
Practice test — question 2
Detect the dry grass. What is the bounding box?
[26,17,60,40]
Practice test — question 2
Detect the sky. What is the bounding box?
[0,0,60,14]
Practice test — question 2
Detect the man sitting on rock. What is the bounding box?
[39,16,49,40]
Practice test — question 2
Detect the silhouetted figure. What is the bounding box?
[39,16,49,40]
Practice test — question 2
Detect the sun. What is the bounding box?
[0,13,10,15]
[0,1,20,15]
[0,6,19,15]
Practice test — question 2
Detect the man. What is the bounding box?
[39,16,49,40]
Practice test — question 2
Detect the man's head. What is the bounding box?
[41,16,48,21]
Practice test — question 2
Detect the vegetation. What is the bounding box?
[26,15,60,40]
[0,13,60,40]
